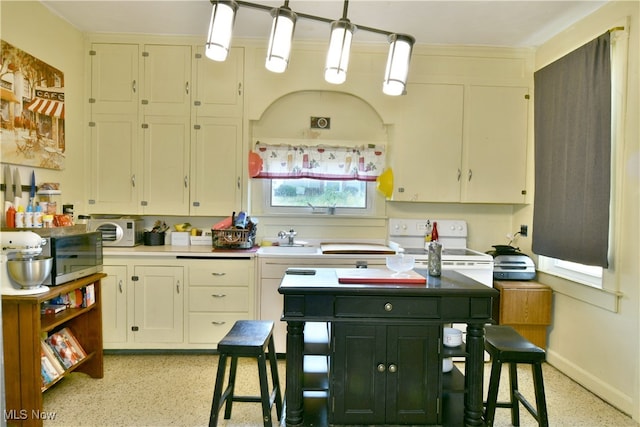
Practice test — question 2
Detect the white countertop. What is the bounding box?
[103,244,257,258]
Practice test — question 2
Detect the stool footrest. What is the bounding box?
[232,396,263,403]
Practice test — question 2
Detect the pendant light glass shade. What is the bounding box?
[265,7,297,73]
[324,19,356,85]
[382,34,415,96]
[205,1,238,62]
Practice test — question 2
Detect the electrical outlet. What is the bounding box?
[310,116,330,129]
[520,224,528,237]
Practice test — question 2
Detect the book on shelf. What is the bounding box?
[48,286,93,308]
[40,340,64,388]
[41,303,68,315]
[46,327,87,369]
[84,283,95,307]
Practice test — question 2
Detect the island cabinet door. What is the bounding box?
[330,324,440,425]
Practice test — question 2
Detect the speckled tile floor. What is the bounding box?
[42,354,637,427]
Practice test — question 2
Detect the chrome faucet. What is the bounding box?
[278,229,297,246]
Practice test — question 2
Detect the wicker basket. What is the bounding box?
[212,228,256,249]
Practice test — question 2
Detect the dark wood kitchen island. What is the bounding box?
[278,268,498,427]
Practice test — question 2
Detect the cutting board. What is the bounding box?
[321,243,395,254]
[336,268,426,285]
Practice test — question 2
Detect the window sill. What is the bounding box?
[536,271,622,313]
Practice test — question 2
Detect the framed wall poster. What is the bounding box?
[0,40,65,170]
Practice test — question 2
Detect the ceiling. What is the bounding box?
[42,0,608,48]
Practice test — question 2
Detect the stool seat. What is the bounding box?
[484,325,549,427]
[209,320,283,427]
[484,324,546,363]
[218,320,275,355]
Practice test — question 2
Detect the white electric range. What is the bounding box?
[388,218,494,287]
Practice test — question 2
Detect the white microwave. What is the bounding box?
[88,218,144,247]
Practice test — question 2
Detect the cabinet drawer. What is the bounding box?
[188,313,249,344]
[189,287,249,312]
[190,260,251,286]
[500,289,552,325]
[335,296,440,318]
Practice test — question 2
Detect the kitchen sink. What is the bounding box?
[257,246,321,255]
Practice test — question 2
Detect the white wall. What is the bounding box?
[0,1,86,215]
[528,1,639,419]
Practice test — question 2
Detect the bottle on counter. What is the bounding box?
[15,206,25,228]
[5,205,16,228]
[33,205,43,228]
[428,240,442,277]
[24,204,33,228]
[431,221,439,242]
[424,221,431,250]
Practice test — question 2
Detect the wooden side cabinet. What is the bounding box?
[2,273,106,426]
[493,280,552,349]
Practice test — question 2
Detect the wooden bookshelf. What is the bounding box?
[2,273,105,427]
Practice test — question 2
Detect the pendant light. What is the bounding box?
[205,0,238,62]
[265,4,297,73]
[324,1,356,85]
[382,34,415,96]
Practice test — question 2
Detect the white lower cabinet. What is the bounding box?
[102,265,129,346]
[101,256,255,350]
[131,265,184,344]
[258,256,387,353]
[187,258,255,348]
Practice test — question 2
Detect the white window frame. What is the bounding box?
[262,179,378,216]
[538,256,603,288]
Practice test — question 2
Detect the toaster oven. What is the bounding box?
[88,218,144,247]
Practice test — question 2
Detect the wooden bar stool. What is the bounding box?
[484,325,549,427]
[209,320,283,427]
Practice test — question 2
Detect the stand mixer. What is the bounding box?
[1,231,52,295]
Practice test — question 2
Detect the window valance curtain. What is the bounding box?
[532,31,611,268]
[252,142,386,181]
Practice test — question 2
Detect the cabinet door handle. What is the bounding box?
[132,80,136,93]
[118,280,123,293]
[176,280,180,294]
[238,82,242,96]
[377,363,386,372]
[185,82,189,95]
[211,294,226,298]
[237,177,241,189]
[468,169,473,181]
[211,272,226,276]
[184,176,188,188]
[388,364,397,373]
[131,174,136,188]
[457,168,461,181]
[211,321,226,325]
[384,302,393,312]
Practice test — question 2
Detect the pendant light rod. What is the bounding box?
[231,0,394,37]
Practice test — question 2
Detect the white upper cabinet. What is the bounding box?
[89,42,246,215]
[392,83,464,202]
[461,85,529,204]
[88,113,141,213]
[142,44,192,116]
[392,84,529,204]
[141,115,191,215]
[194,46,244,118]
[89,43,139,115]
[191,116,242,216]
